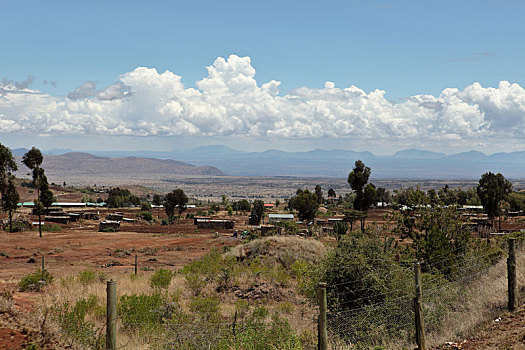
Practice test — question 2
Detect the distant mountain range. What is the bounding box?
[14,151,225,177]
[11,146,525,179]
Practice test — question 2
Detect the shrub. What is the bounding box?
[150,269,173,289]
[19,269,54,292]
[141,202,152,211]
[5,221,25,232]
[118,293,165,330]
[218,312,302,350]
[184,273,207,296]
[55,295,105,348]
[77,270,97,285]
[102,227,116,232]
[139,211,153,221]
[41,223,62,232]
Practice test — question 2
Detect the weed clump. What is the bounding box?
[19,269,54,292]
[150,269,173,289]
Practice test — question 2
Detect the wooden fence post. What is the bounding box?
[414,262,426,350]
[134,254,138,275]
[508,238,517,312]
[318,282,328,350]
[41,256,45,272]
[106,280,117,350]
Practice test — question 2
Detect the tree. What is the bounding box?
[1,176,20,232]
[328,188,336,198]
[0,144,19,232]
[332,221,348,241]
[249,200,265,225]
[477,172,512,230]
[348,160,371,210]
[152,194,162,218]
[290,189,318,222]
[22,147,46,238]
[347,160,374,231]
[233,199,251,214]
[375,187,390,207]
[106,187,140,208]
[0,143,18,179]
[37,168,54,209]
[314,185,323,204]
[164,188,188,223]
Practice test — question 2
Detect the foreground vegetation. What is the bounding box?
[13,211,514,349]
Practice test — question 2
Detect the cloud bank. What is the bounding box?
[1,55,524,146]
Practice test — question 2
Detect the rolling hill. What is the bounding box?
[15,152,225,177]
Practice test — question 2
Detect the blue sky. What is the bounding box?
[1,0,525,154]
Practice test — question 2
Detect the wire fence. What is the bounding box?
[320,240,517,350]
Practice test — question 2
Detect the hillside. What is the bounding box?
[15,152,226,177]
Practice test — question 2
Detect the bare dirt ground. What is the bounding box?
[0,209,247,348]
[435,305,525,350]
[0,219,240,284]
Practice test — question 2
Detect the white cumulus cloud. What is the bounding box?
[1,54,525,147]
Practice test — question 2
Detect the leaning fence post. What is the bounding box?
[318,282,328,350]
[414,262,426,350]
[134,254,138,275]
[41,256,45,272]
[106,280,117,350]
[508,238,517,312]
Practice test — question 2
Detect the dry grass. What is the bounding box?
[36,255,318,350]
[226,236,327,265]
[425,249,525,346]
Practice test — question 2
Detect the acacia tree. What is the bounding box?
[22,147,47,238]
[347,160,376,231]
[477,172,512,230]
[164,188,188,223]
[0,144,19,232]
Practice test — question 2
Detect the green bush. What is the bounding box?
[19,269,54,292]
[150,269,173,289]
[184,273,207,296]
[118,293,165,330]
[41,223,62,232]
[5,221,25,232]
[276,220,299,235]
[141,202,152,211]
[77,270,97,285]
[218,312,302,350]
[102,227,116,232]
[55,295,105,348]
[139,211,153,221]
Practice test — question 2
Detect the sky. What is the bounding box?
[1,0,525,155]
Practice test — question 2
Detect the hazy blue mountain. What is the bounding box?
[37,146,525,179]
[11,148,29,156]
[446,150,488,160]
[393,149,446,159]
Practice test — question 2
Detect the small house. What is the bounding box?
[99,220,120,232]
[268,214,294,223]
[107,213,124,221]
